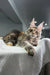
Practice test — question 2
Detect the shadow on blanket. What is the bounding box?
[39,62,50,75]
[0,38,50,75]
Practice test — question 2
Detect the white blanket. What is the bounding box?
[0,38,50,75]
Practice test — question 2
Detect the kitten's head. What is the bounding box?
[25,18,44,42]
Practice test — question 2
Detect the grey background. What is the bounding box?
[8,0,50,26]
[0,0,50,36]
[0,0,22,36]
[0,11,22,36]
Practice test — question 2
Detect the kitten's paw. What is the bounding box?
[6,42,13,46]
[25,46,35,56]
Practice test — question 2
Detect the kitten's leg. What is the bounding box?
[24,41,35,56]
[25,46,35,56]
[6,42,13,46]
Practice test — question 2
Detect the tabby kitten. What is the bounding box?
[3,18,44,56]
[25,18,44,46]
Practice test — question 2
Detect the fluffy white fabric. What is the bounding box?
[0,38,50,75]
[0,39,27,54]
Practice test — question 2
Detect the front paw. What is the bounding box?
[25,46,35,56]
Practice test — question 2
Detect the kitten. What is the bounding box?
[3,18,44,56]
[17,18,44,55]
[25,18,44,46]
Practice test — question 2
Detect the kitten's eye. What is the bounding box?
[30,29,33,32]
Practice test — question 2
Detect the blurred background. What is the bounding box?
[0,0,50,38]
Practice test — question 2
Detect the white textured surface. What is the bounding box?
[0,38,50,75]
[0,39,27,55]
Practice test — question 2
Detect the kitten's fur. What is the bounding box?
[3,18,44,56]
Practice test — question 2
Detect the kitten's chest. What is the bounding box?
[17,35,38,47]
[16,34,27,47]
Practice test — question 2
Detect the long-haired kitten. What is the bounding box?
[3,18,44,56]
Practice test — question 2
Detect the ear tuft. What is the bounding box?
[37,21,44,32]
[30,18,35,27]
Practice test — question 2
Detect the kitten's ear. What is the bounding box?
[37,21,44,32]
[30,18,35,27]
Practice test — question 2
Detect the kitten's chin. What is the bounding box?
[32,43,38,46]
[31,41,38,46]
